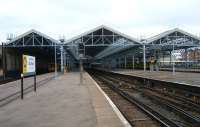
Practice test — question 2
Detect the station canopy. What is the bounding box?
[4,26,200,61]
[5,29,59,47]
[65,25,141,60]
[4,29,79,62]
[65,26,200,60]
[3,29,68,66]
[146,28,200,51]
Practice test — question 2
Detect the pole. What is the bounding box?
[5,44,7,77]
[3,43,7,80]
[185,48,188,68]
[80,57,83,85]
[172,42,175,75]
[64,50,66,72]
[34,74,36,92]
[54,44,57,77]
[170,51,172,65]
[143,44,146,72]
[21,77,24,99]
[124,56,127,69]
[162,53,164,66]
[132,55,134,70]
[67,56,69,70]
[2,42,5,80]
[60,46,64,73]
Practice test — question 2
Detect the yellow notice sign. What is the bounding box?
[23,55,28,74]
[22,55,35,74]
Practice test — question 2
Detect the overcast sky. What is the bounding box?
[0,0,200,42]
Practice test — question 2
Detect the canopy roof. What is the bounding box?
[147,28,200,43]
[65,25,141,60]
[65,25,139,44]
[3,26,200,61]
[5,29,59,47]
[146,28,200,50]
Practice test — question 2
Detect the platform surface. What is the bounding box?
[0,72,124,127]
[113,69,200,87]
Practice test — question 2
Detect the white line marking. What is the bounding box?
[86,72,132,127]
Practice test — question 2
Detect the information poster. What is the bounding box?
[22,55,36,76]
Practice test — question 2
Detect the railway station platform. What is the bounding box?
[0,72,127,127]
[113,69,200,87]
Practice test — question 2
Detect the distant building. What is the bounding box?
[188,48,200,62]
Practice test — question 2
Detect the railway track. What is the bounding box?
[102,73,200,126]
[90,72,177,127]
[92,75,161,127]
[105,74,200,116]
[104,71,200,111]
[0,75,57,107]
[143,87,200,112]
[89,70,200,127]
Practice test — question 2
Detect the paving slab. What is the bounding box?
[0,72,125,127]
[84,73,128,127]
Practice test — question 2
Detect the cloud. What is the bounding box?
[0,0,200,42]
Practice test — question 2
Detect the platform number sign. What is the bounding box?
[22,55,36,76]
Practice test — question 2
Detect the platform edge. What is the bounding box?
[86,72,131,127]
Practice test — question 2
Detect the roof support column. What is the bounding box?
[60,45,64,73]
[143,44,146,72]
[124,56,127,69]
[185,48,188,68]
[172,42,175,75]
[132,55,134,70]
[170,51,172,65]
[2,43,5,80]
[54,44,57,77]
[64,50,66,72]
[79,54,83,85]
[162,52,165,67]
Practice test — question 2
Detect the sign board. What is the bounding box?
[22,55,36,76]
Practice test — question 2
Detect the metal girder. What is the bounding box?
[3,27,200,63]
[5,29,59,47]
[64,26,141,60]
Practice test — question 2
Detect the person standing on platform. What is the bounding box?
[150,57,154,72]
